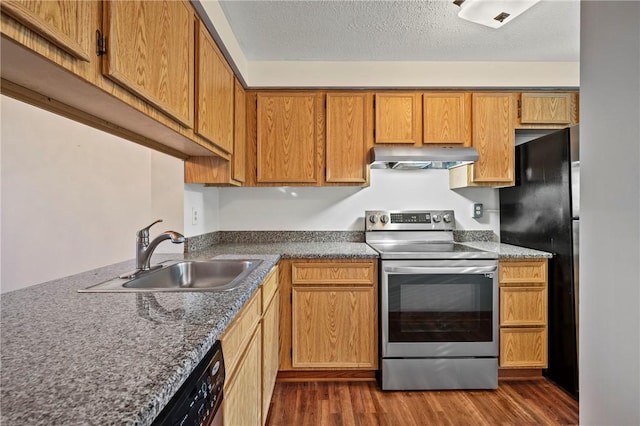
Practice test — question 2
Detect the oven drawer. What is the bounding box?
[500,327,548,368]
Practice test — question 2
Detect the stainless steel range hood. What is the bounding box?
[370,146,479,170]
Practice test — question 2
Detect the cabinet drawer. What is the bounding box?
[261,266,279,310]
[221,289,261,376]
[291,262,375,286]
[499,260,547,285]
[500,287,547,326]
[500,328,547,368]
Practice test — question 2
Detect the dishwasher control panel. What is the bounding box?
[152,340,225,426]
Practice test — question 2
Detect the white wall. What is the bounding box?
[580,2,640,425]
[184,184,220,237]
[247,61,579,88]
[218,169,499,232]
[0,96,184,293]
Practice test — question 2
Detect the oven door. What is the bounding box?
[381,259,498,358]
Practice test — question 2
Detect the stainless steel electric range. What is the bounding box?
[365,210,499,391]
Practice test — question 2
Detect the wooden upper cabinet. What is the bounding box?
[374,92,422,144]
[256,93,321,184]
[423,92,471,146]
[325,93,372,184]
[471,92,515,184]
[103,0,195,128]
[519,92,573,125]
[195,21,234,153]
[1,0,92,61]
[233,79,247,183]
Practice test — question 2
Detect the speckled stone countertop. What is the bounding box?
[1,238,543,425]
[0,253,279,426]
[0,241,376,426]
[461,241,553,259]
[186,241,379,259]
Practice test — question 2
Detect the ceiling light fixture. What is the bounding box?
[453,0,541,29]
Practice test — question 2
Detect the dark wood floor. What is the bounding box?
[267,379,579,426]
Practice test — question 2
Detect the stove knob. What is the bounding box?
[380,215,389,224]
[443,214,452,223]
[432,214,441,223]
[368,215,378,224]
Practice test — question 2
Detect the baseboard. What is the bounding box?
[277,370,376,382]
[498,368,544,380]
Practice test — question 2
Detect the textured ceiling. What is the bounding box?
[217,0,580,62]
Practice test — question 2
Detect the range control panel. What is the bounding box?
[365,210,455,231]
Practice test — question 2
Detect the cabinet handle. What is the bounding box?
[96,30,107,56]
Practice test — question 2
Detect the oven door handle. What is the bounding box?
[383,265,497,275]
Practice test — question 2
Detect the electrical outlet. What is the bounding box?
[191,207,199,226]
[473,203,483,218]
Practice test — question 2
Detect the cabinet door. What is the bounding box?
[520,93,572,125]
[261,292,279,426]
[471,93,515,184]
[325,93,372,184]
[423,92,471,145]
[500,328,547,368]
[292,287,376,369]
[233,80,247,183]
[256,93,320,183]
[195,21,234,153]
[223,327,262,426]
[374,92,422,144]
[1,0,92,61]
[103,0,195,128]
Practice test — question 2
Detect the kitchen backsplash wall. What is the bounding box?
[216,169,499,232]
[184,184,220,237]
[1,96,184,293]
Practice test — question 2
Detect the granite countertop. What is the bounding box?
[461,241,553,259]
[0,241,375,425]
[187,241,379,259]
[0,238,544,425]
[0,253,279,426]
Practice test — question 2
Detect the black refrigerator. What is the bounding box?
[499,126,579,398]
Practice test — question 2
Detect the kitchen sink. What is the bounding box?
[78,259,263,293]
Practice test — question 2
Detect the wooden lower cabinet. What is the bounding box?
[292,286,375,368]
[221,266,279,426]
[279,259,378,374]
[261,287,279,425]
[223,326,262,426]
[499,259,549,370]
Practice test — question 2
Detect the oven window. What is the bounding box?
[387,273,493,342]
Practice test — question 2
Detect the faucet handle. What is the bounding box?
[137,219,163,240]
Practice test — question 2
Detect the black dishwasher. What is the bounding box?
[152,340,225,426]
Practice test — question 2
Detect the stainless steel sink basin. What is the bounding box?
[78,259,263,293]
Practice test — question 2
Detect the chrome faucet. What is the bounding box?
[135,219,185,272]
